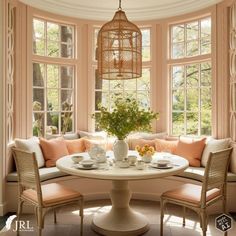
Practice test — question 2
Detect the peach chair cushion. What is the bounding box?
[65,138,85,154]
[40,137,69,167]
[162,183,220,206]
[155,139,178,153]
[173,138,206,167]
[129,138,156,150]
[22,183,81,207]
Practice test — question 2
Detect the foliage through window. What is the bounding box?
[32,18,75,136]
[93,28,151,131]
[171,18,211,59]
[170,17,212,136]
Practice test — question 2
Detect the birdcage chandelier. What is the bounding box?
[97,0,142,80]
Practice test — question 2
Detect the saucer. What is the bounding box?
[75,164,98,170]
[149,163,173,169]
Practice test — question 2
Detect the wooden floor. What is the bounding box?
[1,199,235,236]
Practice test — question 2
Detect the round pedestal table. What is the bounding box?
[56,152,188,236]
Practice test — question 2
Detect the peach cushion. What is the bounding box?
[173,138,206,167]
[40,137,69,167]
[155,139,178,153]
[65,138,85,154]
[129,139,155,150]
[162,183,220,205]
[22,183,81,207]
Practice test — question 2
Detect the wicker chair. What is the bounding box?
[160,148,233,236]
[12,148,84,236]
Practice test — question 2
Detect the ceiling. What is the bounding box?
[20,0,222,21]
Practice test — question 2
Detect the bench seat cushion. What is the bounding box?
[175,167,236,182]
[7,167,69,182]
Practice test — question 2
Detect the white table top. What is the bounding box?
[56,151,189,181]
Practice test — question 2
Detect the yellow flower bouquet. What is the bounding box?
[135,144,155,163]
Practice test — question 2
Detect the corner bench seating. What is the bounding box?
[5,132,236,214]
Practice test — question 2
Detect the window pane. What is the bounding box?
[47,22,59,41]
[33,63,45,87]
[95,112,101,131]
[61,25,73,43]
[61,44,73,58]
[61,90,73,109]
[47,89,59,111]
[186,112,198,135]
[172,66,184,88]
[172,112,184,135]
[201,37,211,54]
[201,111,211,135]
[172,89,184,111]
[172,43,184,58]
[95,91,109,110]
[33,113,44,137]
[201,62,211,86]
[33,19,45,39]
[61,66,73,88]
[34,38,45,56]
[33,89,44,110]
[95,76,109,90]
[110,80,123,90]
[142,46,151,61]
[141,29,150,61]
[187,89,198,111]
[172,25,184,43]
[137,68,150,90]
[186,64,198,87]
[137,91,150,109]
[47,41,59,57]
[201,88,212,110]
[47,112,59,134]
[187,40,199,56]
[186,21,199,40]
[61,112,73,133]
[47,65,59,88]
[124,79,136,90]
[201,18,211,38]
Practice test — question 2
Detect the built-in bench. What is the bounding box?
[4,133,236,214]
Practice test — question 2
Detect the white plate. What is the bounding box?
[75,164,98,170]
[149,163,173,169]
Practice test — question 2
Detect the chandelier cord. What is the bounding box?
[118,0,122,10]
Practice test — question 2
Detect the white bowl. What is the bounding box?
[119,160,130,168]
[80,160,95,168]
[71,155,84,164]
[156,159,171,167]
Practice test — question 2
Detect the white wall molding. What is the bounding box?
[19,0,222,21]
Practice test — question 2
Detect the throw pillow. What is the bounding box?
[15,137,45,168]
[201,138,231,167]
[39,137,69,167]
[173,138,206,167]
[155,139,178,153]
[65,139,85,154]
[78,130,107,139]
[128,139,156,150]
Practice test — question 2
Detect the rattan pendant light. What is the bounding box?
[97,0,142,80]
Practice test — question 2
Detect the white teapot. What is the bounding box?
[88,145,106,163]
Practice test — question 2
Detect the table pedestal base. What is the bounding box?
[92,180,149,236]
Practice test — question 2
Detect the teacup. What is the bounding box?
[71,155,84,164]
[119,159,130,168]
[136,160,145,170]
[156,159,171,167]
[128,155,137,165]
[80,160,95,168]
